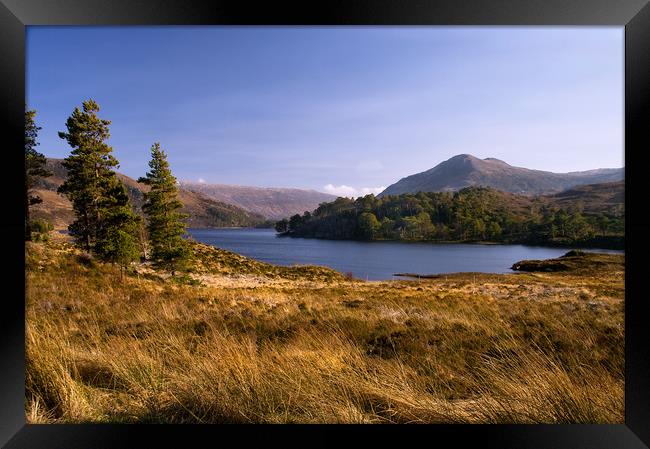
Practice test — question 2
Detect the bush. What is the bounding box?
[170,273,202,286]
[30,219,53,242]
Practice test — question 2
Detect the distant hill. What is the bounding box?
[379,154,623,197]
[179,182,337,220]
[32,159,267,230]
[544,180,624,216]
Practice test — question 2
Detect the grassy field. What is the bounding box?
[25,236,624,423]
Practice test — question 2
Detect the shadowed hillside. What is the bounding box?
[32,159,267,229]
[544,181,624,216]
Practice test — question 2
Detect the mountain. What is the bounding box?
[179,182,337,220]
[31,159,267,229]
[379,154,624,197]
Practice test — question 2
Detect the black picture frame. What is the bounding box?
[2,1,649,447]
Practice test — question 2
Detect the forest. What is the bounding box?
[276,187,624,249]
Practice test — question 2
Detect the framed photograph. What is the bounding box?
[3,0,649,447]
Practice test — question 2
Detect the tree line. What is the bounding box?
[276,187,624,249]
[25,100,190,273]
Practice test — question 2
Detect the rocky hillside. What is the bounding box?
[180,182,337,220]
[31,159,267,230]
[379,154,623,197]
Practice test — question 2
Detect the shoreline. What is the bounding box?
[209,228,624,252]
[50,228,624,283]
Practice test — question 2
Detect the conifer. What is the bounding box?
[25,108,52,240]
[138,143,189,272]
[58,99,140,265]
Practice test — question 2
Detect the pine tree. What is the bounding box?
[138,143,189,272]
[57,99,140,262]
[25,107,52,241]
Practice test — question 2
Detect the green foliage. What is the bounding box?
[138,143,189,271]
[57,99,141,260]
[30,219,53,234]
[170,273,203,286]
[275,218,289,233]
[100,229,140,270]
[29,219,54,242]
[93,182,142,265]
[25,107,52,240]
[277,186,624,248]
[487,222,502,240]
[289,213,306,233]
[357,212,380,240]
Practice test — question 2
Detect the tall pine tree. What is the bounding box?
[25,107,52,240]
[138,143,189,272]
[57,99,140,264]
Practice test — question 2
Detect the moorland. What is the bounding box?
[26,234,624,423]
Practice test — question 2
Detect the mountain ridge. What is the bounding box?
[379,154,623,197]
[179,181,337,220]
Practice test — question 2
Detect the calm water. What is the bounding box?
[188,228,623,281]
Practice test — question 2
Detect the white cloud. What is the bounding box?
[197,178,206,184]
[323,184,386,198]
[360,186,386,196]
[323,184,357,197]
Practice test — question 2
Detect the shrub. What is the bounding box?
[30,219,53,242]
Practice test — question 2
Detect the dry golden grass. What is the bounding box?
[25,239,624,423]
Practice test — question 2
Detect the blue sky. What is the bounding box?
[27,26,623,195]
